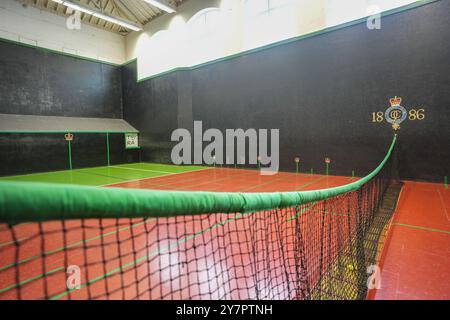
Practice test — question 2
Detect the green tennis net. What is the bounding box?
[0,137,398,300]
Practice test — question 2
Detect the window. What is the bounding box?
[244,0,270,18]
[269,0,294,12]
[189,8,225,38]
[244,0,294,18]
[243,0,297,50]
[187,8,228,66]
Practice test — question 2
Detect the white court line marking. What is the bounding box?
[101,166,213,187]
[436,188,449,223]
[109,165,176,174]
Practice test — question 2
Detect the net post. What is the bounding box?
[310,168,314,176]
[352,170,355,178]
[392,134,400,182]
[68,137,72,170]
[106,133,110,167]
[65,133,74,170]
[445,176,448,189]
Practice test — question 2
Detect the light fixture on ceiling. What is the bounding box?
[144,0,177,14]
[51,0,143,31]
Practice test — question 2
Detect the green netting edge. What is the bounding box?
[0,136,396,224]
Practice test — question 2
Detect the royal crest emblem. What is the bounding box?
[384,96,408,130]
[371,97,425,130]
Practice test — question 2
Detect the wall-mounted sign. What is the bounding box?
[371,97,425,130]
[125,133,139,149]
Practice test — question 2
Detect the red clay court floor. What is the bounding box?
[109,167,356,192]
[0,166,448,299]
[114,169,450,300]
[1,167,355,300]
[368,181,450,300]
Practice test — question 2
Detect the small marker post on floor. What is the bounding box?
[295,157,300,174]
[65,133,74,170]
[352,170,355,178]
[106,132,110,167]
[325,157,331,176]
[68,140,72,170]
[445,176,448,189]
[311,168,314,176]
[257,155,261,170]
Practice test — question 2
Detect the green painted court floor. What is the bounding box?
[0,163,207,186]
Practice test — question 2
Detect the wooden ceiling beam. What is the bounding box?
[112,0,140,23]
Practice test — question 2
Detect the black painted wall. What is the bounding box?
[0,41,130,176]
[123,0,449,182]
[0,41,122,118]
[122,63,182,164]
[0,133,135,176]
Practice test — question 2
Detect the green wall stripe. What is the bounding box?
[121,58,137,66]
[0,130,138,134]
[0,37,120,67]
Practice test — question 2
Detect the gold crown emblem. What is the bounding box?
[65,133,74,141]
[389,96,402,106]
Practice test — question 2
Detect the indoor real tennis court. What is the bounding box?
[0,0,449,302]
